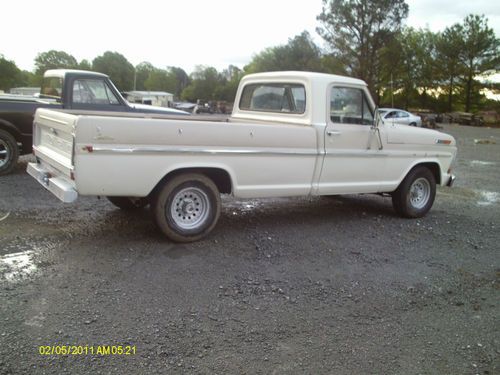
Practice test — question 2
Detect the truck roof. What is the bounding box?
[241,71,367,87]
[44,69,109,78]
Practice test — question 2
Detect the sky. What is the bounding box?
[2,0,499,74]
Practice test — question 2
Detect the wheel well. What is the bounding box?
[412,162,441,184]
[0,120,21,141]
[152,167,232,196]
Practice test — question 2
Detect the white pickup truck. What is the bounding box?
[28,71,457,242]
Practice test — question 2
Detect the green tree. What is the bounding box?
[436,25,463,112]
[396,28,439,109]
[144,68,174,92]
[78,59,92,71]
[34,50,78,76]
[92,51,134,91]
[456,15,499,112]
[181,66,223,102]
[0,55,22,91]
[317,0,408,92]
[245,31,322,73]
[215,65,244,101]
[134,62,155,91]
[168,67,190,98]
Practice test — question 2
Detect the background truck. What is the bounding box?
[0,69,186,175]
[28,71,457,242]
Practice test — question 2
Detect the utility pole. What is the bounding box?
[391,73,394,108]
[133,67,137,91]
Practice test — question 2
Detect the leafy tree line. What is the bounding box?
[0,50,242,103]
[1,0,498,113]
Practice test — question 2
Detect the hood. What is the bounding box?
[385,123,456,146]
[128,102,189,115]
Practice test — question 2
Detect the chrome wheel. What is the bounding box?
[392,166,436,218]
[170,187,210,230]
[0,139,9,168]
[409,177,431,209]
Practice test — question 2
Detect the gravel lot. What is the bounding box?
[0,123,499,375]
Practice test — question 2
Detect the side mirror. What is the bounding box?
[372,108,384,129]
[371,108,384,150]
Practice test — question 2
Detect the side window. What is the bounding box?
[330,87,373,125]
[398,111,409,118]
[239,83,306,114]
[72,79,120,105]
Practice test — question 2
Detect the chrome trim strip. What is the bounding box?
[90,146,322,156]
[87,146,451,159]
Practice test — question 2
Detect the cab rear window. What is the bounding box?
[40,77,63,101]
[239,83,305,114]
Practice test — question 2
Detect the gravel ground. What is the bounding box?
[0,123,499,375]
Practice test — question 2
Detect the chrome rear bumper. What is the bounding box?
[27,162,78,203]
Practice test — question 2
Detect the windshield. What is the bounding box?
[40,77,63,101]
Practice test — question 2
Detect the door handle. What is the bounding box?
[327,130,341,136]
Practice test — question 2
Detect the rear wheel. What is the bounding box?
[151,173,221,242]
[107,196,148,210]
[0,129,19,176]
[392,166,436,218]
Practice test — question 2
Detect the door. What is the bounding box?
[318,86,386,194]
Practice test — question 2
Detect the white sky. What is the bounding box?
[2,0,499,74]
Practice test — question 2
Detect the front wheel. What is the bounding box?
[392,167,436,218]
[0,129,19,176]
[151,173,221,242]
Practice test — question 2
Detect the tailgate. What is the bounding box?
[32,108,76,177]
[28,108,78,202]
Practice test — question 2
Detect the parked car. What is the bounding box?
[379,108,422,127]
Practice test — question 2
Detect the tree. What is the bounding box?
[392,28,439,109]
[92,51,134,91]
[78,59,92,71]
[436,25,463,112]
[0,55,22,91]
[181,66,224,102]
[245,31,322,73]
[134,62,155,91]
[144,68,175,92]
[317,0,408,93]
[215,65,244,101]
[456,15,499,112]
[34,50,78,76]
[168,67,190,98]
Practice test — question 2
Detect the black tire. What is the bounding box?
[392,166,436,218]
[107,196,148,210]
[0,129,19,176]
[151,173,221,243]
[409,122,417,127]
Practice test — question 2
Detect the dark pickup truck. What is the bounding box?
[0,69,186,175]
